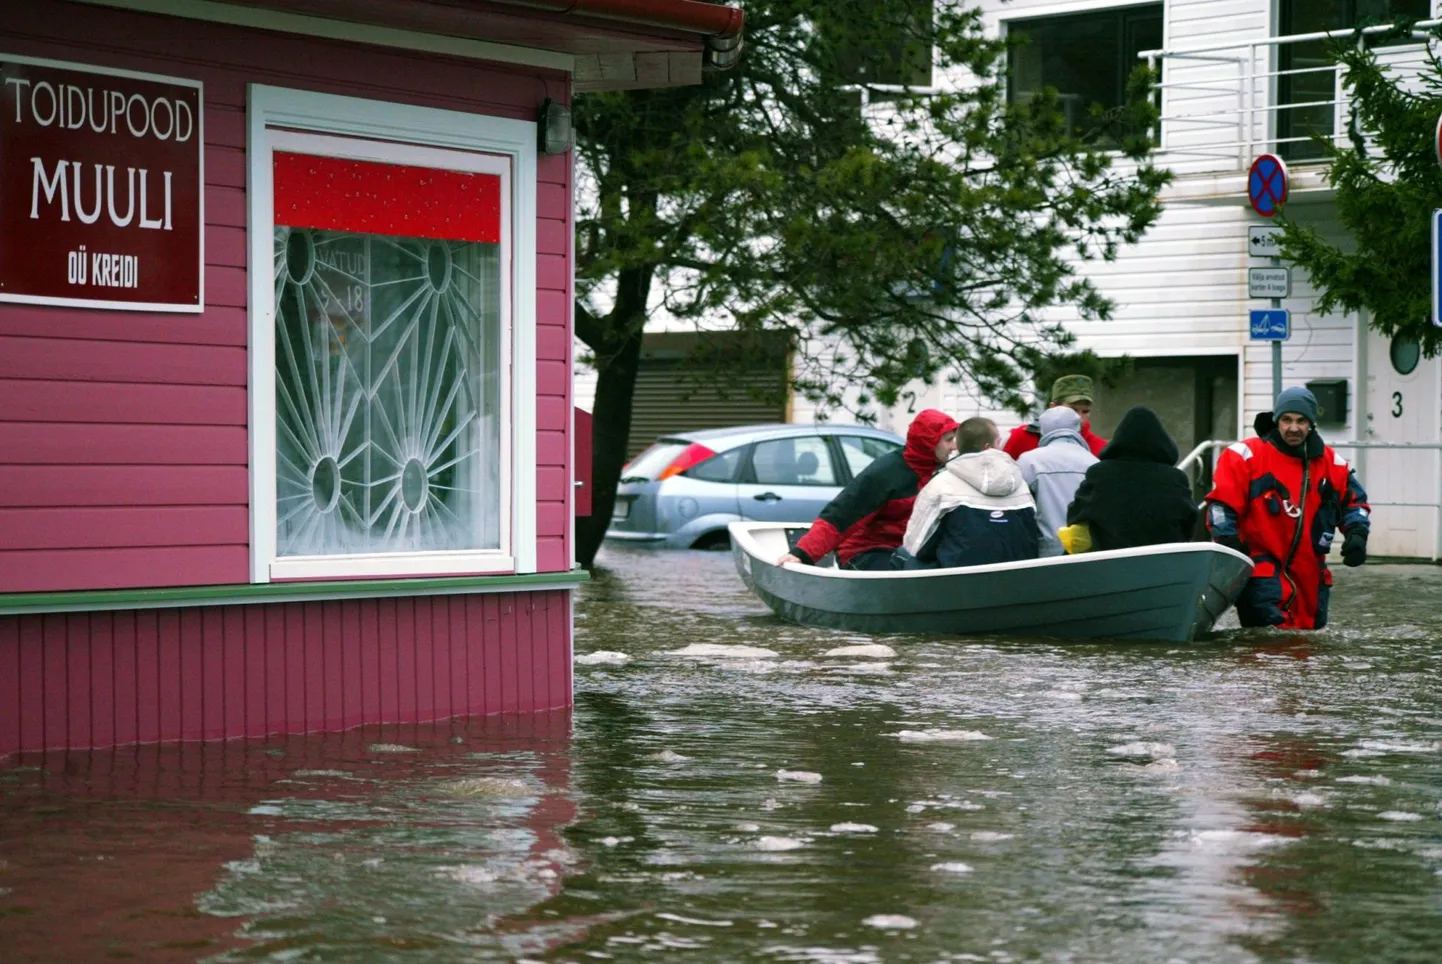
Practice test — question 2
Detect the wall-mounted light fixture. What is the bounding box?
[538,98,573,156]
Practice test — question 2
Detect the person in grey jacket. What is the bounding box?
[1016,406,1098,557]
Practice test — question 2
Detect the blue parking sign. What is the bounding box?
[1249,309,1289,340]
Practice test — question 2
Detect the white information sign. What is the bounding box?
[1248,266,1291,299]
[1248,224,1285,258]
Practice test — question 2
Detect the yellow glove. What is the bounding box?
[1057,523,1092,554]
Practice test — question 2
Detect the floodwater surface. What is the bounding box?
[3,548,1442,963]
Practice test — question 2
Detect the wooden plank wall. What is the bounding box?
[0,590,573,756]
[0,0,574,593]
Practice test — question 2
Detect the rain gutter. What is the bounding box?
[490,0,745,67]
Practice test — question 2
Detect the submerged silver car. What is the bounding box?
[607,423,905,550]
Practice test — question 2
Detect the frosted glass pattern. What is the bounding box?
[274,226,502,556]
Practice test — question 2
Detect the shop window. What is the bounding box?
[1006,4,1163,144]
[273,219,503,557]
[247,87,537,580]
[1279,0,1431,161]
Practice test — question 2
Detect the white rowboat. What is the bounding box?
[729,521,1254,642]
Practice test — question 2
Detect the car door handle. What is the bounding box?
[753,492,782,502]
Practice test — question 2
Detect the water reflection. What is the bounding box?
[0,717,574,961]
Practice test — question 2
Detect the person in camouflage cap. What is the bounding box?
[1002,374,1109,460]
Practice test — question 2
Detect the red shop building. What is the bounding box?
[0,0,743,756]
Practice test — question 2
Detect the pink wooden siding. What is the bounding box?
[0,1,573,593]
[0,590,572,756]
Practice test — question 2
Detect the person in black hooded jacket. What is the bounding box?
[1065,406,1198,551]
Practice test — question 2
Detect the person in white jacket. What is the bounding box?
[1016,407,1099,557]
[894,418,1040,569]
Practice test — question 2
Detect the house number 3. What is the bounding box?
[1392,391,1403,417]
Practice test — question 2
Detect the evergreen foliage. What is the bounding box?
[1275,23,1442,356]
[573,0,1170,564]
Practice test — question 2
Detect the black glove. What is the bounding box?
[1342,530,1367,568]
[1215,534,1247,555]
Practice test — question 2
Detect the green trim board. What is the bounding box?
[0,570,590,617]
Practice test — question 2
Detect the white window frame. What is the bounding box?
[247,84,537,582]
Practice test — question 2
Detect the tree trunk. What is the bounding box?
[575,313,646,568]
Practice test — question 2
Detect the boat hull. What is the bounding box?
[729,522,1253,642]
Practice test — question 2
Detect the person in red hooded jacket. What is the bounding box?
[777,409,959,570]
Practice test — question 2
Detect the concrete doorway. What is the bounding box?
[1090,355,1239,495]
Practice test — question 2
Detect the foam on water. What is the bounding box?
[655,912,734,927]
[575,651,632,666]
[648,749,692,763]
[930,862,973,873]
[970,831,1013,841]
[824,644,896,659]
[435,776,533,797]
[755,836,806,851]
[862,914,917,929]
[669,643,779,659]
[892,730,992,743]
[1106,742,1176,760]
[777,769,823,784]
[1121,758,1182,773]
[1356,740,1440,754]
[925,822,955,832]
[367,743,420,754]
[439,864,499,886]
[829,822,879,833]
[1184,829,1294,851]
[1337,775,1391,785]
[1378,811,1425,821]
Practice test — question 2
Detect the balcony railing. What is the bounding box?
[1139,20,1441,174]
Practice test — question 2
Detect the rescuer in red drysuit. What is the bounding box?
[776,409,959,571]
[1204,387,1370,630]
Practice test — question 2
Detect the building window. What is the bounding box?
[247,87,538,581]
[1006,4,1163,143]
[1279,0,1431,160]
[823,0,935,92]
[273,217,503,557]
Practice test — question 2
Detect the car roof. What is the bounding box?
[656,423,904,449]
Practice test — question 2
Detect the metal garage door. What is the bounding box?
[627,331,790,457]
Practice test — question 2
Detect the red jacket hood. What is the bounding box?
[903,409,959,479]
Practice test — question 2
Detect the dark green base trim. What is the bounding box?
[0,570,590,617]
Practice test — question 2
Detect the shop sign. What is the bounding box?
[0,55,203,312]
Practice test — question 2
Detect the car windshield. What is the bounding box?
[621,441,687,481]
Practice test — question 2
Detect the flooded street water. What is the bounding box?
[4,548,1442,962]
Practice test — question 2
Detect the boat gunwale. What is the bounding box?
[728,521,1254,580]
